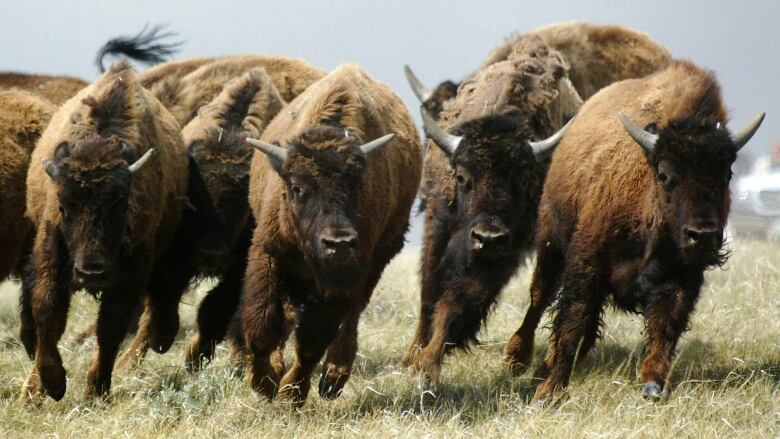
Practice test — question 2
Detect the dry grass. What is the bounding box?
[1,239,779,438]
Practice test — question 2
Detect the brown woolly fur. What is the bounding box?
[0,90,54,281]
[506,61,745,402]
[156,55,325,126]
[117,67,286,371]
[0,72,88,106]
[242,63,421,405]
[420,35,576,208]
[480,21,671,100]
[138,57,216,110]
[22,61,188,401]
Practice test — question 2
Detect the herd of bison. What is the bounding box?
[0,22,766,407]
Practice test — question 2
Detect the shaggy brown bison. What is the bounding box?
[408,22,670,121]
[399,37,574,384]
[241,63,421,405]
[20,61,189,401]
[115,68,286,371]
[0,73,87,106]
[0,91,54,351]
[505,60,763,402]
[152,55,325,126]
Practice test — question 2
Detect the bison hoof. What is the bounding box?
[318,370,349,400]
[642,380,664,399]
[39,364,67,401]
[149,334,176,354]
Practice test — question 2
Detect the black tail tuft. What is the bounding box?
[95,23,184,73]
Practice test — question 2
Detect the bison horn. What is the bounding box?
[732,112,765,151]
[404,65,432,103]
[421,109,462,156]
[618,112,658,156]
[359,133,396,157]
[246,137,288,168]
[128,148,155,174]
[528,116,575,160]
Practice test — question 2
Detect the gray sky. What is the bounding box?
[5,0,779,246]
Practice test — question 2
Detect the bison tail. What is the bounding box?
[95,23,184,73]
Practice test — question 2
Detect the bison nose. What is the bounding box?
[683,225,723,250]
[320,228,358,259]
[74,259,109,288]
[470,223,509,255]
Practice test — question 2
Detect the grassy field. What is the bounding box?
[1,239,779,438]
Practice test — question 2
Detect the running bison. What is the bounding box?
[505,60,763,402]
[0,91,54,354]
[408,22,670,121]
[116,68,286,371]
[399,36,574,384]
[21,62,188,401]
[241,63,421,405]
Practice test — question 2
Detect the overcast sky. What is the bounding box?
[5,0,779,246]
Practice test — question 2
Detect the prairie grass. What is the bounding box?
[1,239,779,438]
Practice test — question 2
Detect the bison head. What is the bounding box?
[404,65,458,120]
[619,112,764,267]
[43,135,154,289]
[248,125,395,289]
[187,127,253,268]
[422,110,570,263]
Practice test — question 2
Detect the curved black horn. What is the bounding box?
[421,109,461,156]
[359,133,396,157]
[529,116,575,160]
[732,112,765,151]
[128,148,155,174]
[618,112,658,157]
[404,65,432,103]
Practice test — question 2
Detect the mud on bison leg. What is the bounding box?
[640,283,697,399]
[278,301,346,406]
[505,242,563,376]
[22,226,71,402]
[532,271,604,404]
[186,258,244,372]
[86,287,142,398]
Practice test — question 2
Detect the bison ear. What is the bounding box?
[44,142,70,180]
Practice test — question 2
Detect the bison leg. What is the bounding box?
[318,301,365,399]
[639,282,697,399]
[532,263,604,403]
[19,254,37,359]
[243,245,286,401]
[400,216,449,368]
[278,300,346,406]
[21,225,71,402]
[185,253,246,372]
[505,241,563,375]
[86,290,141,398]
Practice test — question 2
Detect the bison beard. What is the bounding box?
[504,60,763,402]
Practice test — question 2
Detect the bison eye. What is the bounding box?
[291,185,303,198]
[658,172,670,185]
[456,174,466,185]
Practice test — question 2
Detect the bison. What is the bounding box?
[0,91,54,351]
[505,60,763,402]
[241,63,421,405]
[408,22,670,122]
[399,36,574,384]
[20,61,189,401]
[0,73,87,106]
[115,68,286,371]
[150,55,326,126]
